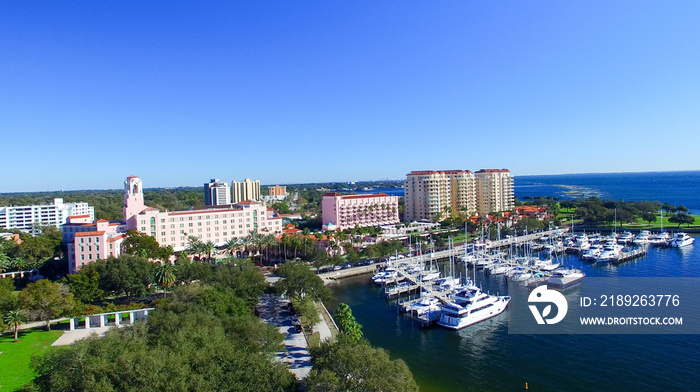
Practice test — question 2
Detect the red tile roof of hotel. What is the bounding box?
[96,219,109,223]
[127,175,140,179]
[68,215,91,219]
[323,193,391,199]
[406,170,473,176]
[475,169,510,173]
[169,207,244,216]
[75,231,105,237]
[107,234,127,242]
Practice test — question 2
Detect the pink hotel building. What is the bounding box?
[64,176,283,273]
[322,193,400,231]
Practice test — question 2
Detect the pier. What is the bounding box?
[612,247,648,264]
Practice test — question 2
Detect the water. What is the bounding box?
[325,240,700,391]
[514,171,700,215]
[359,171,700,214]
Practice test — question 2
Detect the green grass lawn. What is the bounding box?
[0,329,63,391]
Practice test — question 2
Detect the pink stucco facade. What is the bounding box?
[63,216,126,273]
[124,176,283,251]
[322,193,400,231]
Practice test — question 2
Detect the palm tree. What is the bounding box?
[226,237,243,258]
[186,236,205,260]
[202,241,215,263]
[154,262,177,297]
[0,253,10,272]
[4,309,28,343]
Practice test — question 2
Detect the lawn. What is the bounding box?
[0,329,63,391]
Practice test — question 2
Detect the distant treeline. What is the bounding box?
[0,188,205,221]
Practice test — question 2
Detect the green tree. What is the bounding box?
[307,339,418,392]
[94,255,154,299]
[121,229,172,260]
[334,303,363,342]
[154,262,177,297]
[64,263,104,303]
[0,277,17,311]
[4,309,28,342]
[17,236,54,269]
[205,260,267,308]
[642,212,658,226]
[669,213,695,228]
[18,280,74,331]
[275,261,331,302]
[295,296,321,327]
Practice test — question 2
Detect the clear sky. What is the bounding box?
[2,1,699,192]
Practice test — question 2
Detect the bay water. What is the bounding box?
[325,241,700,391]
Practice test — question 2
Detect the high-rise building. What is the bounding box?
[0,198,94,232]
[204,179,231,206]
[405,169,513,221]
[268,185,287,197]
[231,179,261,203]
[404,170,476,222]
[474,169,514,215]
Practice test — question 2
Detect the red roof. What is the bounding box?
[169,207,243,216]
[323,193,392,199]
[475,169,510,173]
[406,170,473,176]
[96,219,109,223]
[68,214,91,219]
[127,175,140,179]
[75,231,105,237]
[107,234,127,242]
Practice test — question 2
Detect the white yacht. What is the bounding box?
[633,231,652,245]
[650,231,671,246]
[670,233,695,248]
[407,296,442,316]
[581,244,604,261]
[618,231,635,244]
[372,268,398,284]
[547,269,585,290]
[595,240,623,263]
[437,287,511,330]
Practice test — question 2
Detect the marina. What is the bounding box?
[325,233,700,392]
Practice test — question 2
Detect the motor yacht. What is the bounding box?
[437,287,511,330]
[670,232,695,248]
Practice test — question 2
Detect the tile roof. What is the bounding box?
[75,231,105,237]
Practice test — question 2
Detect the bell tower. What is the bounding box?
[123,175,145,230]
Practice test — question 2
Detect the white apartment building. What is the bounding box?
[405,169,513,221]
[404,170,476,222]
[231,179,261,203]
[0,198,95,232]
[474,169,515,215]
[204,179,231,206]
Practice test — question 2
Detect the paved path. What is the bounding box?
[258,294,312,380]
[51,326,113,346]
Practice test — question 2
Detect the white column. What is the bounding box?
[99,314,105,327]
[114,313,121,326]
[129,312,135,324]
[69,318,75,331]
[85,316,91,329]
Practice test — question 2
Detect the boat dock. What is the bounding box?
[612,247,648,264]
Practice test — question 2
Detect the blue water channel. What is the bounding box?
[325,236,700,391]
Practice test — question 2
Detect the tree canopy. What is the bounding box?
[275,261,331,302]
[307,338,419,392]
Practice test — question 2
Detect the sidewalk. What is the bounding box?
[258,294,312,380]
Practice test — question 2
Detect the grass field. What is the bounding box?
[0,329,63,391]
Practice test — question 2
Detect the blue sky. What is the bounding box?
[2,1,699,192]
